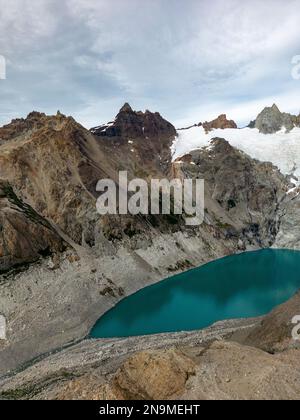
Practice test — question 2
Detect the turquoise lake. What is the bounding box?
[90,249,300,338]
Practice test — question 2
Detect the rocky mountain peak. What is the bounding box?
[271,103,280,112]
[118,102,133,113]
[0,111,73,144]
[90,105,176,141]
[90,105,177,175]
[253,104,300,133]
[26,111,47,120]
[201,114,237,133]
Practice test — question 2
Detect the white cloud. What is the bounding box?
[0,0,59,53]
[0,0,300,128]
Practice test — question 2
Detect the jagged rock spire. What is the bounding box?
[119,103,133,113]
[91,104,176,141]
[253,104,298,133]
[271,103,280,112]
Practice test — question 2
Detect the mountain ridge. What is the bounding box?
[0,103,300,396]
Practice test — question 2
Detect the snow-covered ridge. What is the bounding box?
[172,126,300,179]
[90,120,115,134]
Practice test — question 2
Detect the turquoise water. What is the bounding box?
[90,249,300,338]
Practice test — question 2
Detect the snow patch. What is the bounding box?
[91,121,115,134]
[172,126,300,179]
[287,186,298,194]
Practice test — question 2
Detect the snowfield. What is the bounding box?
[172,126,300,180]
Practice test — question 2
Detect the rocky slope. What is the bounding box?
[0,180,64,273]
[173,137,289,248]
[0,103,299,399]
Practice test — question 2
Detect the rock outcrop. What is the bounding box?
[174,137,289,247]
[0,112,47,143]
[253,104,300,134]
[0,181,64,273]
[91,104,176,173]
[91,103,176,140]
[201,114,237,133]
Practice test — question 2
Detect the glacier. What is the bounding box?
[172,126,300,180]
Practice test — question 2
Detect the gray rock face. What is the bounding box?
[91,103,176,141]
[272,189,300,249]
[174,137,290,247]
[254,104,300,134]
[0,181,64,273]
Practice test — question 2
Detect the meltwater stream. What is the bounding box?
[90,249,300,338]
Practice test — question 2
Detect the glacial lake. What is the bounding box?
[90,249,300,338]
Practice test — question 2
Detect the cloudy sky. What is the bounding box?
[0,0,300,128]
